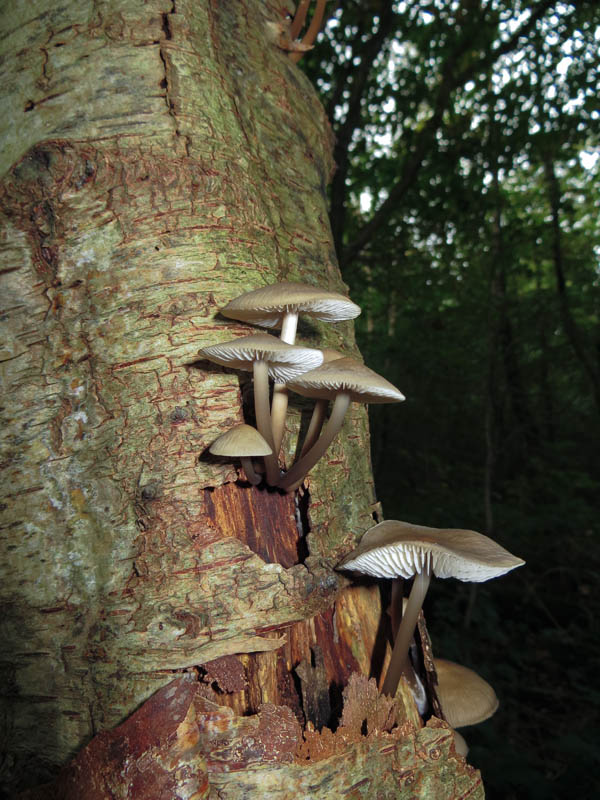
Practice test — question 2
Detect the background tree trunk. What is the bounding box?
[543,155,600,412]
[0,1,482,796]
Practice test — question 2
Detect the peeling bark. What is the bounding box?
[1,1,482,796]
[20,677,482,800]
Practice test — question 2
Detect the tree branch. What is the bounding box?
[342,0,560,266]
[329,1,397,253]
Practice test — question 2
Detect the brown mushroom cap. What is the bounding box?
[435,658,499,728]
[209,424,272,457]
[319,348,346,362]
[338,520,525,581]
[286,356,405,404]
[199,333,323,382]
[277,358,404,492]
[220,281,361,329]
[452,730,469,757]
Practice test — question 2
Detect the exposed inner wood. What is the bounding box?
[202,481,303,568]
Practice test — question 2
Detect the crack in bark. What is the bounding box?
[159,2,190,154]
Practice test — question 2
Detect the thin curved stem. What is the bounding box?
[253,360,279,485]
[390,577,404,641]
[300,398,328,456]
[289,0,310,41]
[388,578,426,714]
[278,392,351,491]
[270,383,289,455]
[290,0,326,63]
[381,564,432,697]
[271,312,299,455]
[240,457,261,486]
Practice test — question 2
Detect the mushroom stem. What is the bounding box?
[289,0,326,63]
[271,312,299,455]
[253,359,280,485]
[279,312,299,345]
[240,457,262,486]
[270,384,288,455]
[300,398,328,456]
[381,562,432,697]
[387,580,426,713]
[390,577,404,641]
[278,392,351,491]
[289,0,310,40]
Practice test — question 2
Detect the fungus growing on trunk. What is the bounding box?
[209,424,272,486]
[434,658,499,728]
[199,333,323,485]
[452,729,469,757]
[337,520,524,698]
[433,658,499,760]
[278,357,404,491]
[220,282,360,453]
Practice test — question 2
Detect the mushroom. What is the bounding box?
[337,520,525,697]
[220,282,361,453]
[288,0,327,64]
[452,729,469,757]
[278,357,404,492]
[386,596,427,715]
[434,658,499,728]
[209,424,272,486]
[199,333,323,484]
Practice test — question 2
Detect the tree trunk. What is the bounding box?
[543,156,600,412]
[0,1,482,796]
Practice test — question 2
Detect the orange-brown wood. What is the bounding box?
[203,482,302,568]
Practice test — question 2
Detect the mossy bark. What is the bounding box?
[0,1,483,796]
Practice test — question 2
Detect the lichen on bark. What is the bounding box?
[1,1,482,796]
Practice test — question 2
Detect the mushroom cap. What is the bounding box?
[435,658,499,728]
[209,424,272,457]
[199,333,324,382]
[220,281,361,328]
[337,519,525,581]
[451,730,469,757]
[320,347,346,363]
[286,357,405,404]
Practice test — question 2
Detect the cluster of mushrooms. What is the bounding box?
[339,519,524,754]
[200,281,404,491]
[200,281,525,754]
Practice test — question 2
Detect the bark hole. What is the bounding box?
[202,481,304,568]
[294,486,311,563]
[188,600,364,728]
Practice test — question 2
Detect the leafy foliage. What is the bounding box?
[301,2,600,797]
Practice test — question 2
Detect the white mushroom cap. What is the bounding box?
[209,424,272,457]
[435,658,499,728]
[338,520,525,582]
[287,357,405,404]
[199,333,324,382]
[220,281,361,329]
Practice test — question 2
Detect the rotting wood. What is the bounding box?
[20,676,482,799]
[202,481,303,568]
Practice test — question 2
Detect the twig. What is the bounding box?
[289,0,326,63]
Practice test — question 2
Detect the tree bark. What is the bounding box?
[0,1,482,796]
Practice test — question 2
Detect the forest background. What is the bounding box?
[299,2,599,798]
